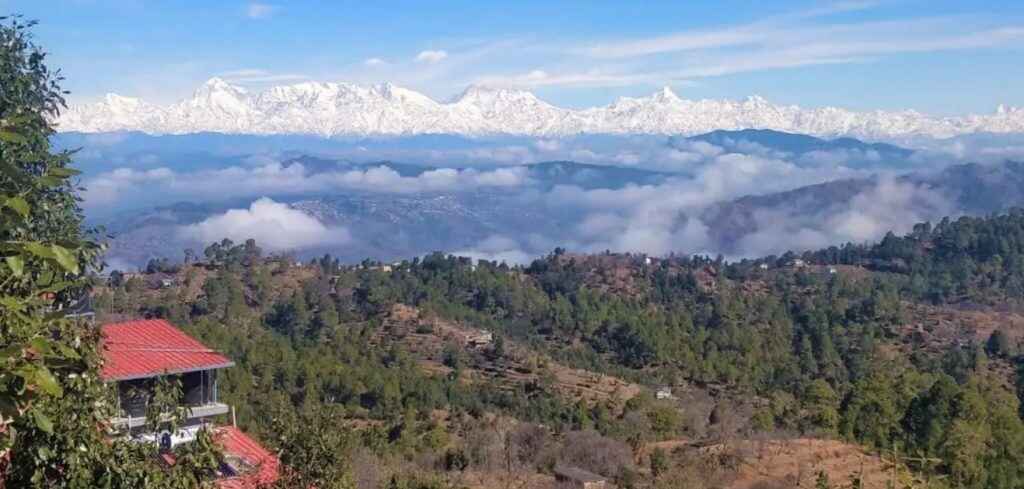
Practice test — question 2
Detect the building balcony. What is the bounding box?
[112,401,230,429]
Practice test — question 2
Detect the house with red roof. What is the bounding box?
[100,318,279,488]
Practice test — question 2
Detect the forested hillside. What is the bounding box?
[91,210,1024,488]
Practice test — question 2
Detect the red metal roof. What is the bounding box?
[100,319,234,381]
[215,426,280,489]
[159,425,280,488]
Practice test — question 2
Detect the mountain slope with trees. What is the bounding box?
[92,207,1024,488]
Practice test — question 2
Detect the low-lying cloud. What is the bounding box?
[452,235,534,265]
[455,176,958,265]
[86,132,1009,267]
[83,163,530,212]
[730,178,956,257]
[179,198,350,251]
[534,150,869,255]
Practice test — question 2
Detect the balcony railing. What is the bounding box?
[111,402,230,429]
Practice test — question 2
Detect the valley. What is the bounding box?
[96,154,1024,270]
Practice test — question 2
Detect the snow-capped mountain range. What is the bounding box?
[58,77,1024,139]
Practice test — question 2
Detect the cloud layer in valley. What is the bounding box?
[451,175,957,266]
[726,178,955,257]
[83,162,530,212]
[84,130,1007,268]
[179,198,349,252]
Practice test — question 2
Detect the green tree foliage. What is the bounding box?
[97,208,1024,487]
[0,15,108,485]
[986,329,1014,358]
[810,210,1024,306]
[0,17,220,488]
[840,370,907,449]
[802,379,840,434]
[271,405,356,489]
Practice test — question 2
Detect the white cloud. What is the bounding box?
[218,68,306,83]
[323,165,529,192]
[179,198,349,251]
[91,131,985,264]
[82,162,532,211]
[731,177,955,257]
[474,69,665,89]
[577,18,1024,84]
[246,3,277,19]
[469,12,1024,91]
[219,68,267,78]
[62,0,1024,110]
[540,169,955,259]
[534,139,561,152]
[581,1,878,59]
[415,50,448,63]
[533,148,879,256]
[583,27,764,59]
[453,235,535,265]
[84,167,175,207]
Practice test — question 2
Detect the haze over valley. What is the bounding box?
[63,127,1024,270]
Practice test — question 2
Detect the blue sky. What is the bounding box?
[7,0,1024,114]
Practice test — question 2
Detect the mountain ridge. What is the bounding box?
[59,78,1024,139]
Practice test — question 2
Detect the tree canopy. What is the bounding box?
[0,17,220,488]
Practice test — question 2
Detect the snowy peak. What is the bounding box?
[183,77,250,112]
[650,86,682,104]
[606,87,686,111]
[57,79,1024,139]
[742,95,771,108]
[258,82,344,104]
[455,85,536,103]
[101,93,146,111]
[103,93,139,104]
[452,85,549,113]
[199,76,242,90]
[996,104,1024,116]
[374,82,437,106]
[191,77,248,99]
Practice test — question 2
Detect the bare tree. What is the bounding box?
[559,430,634,479]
